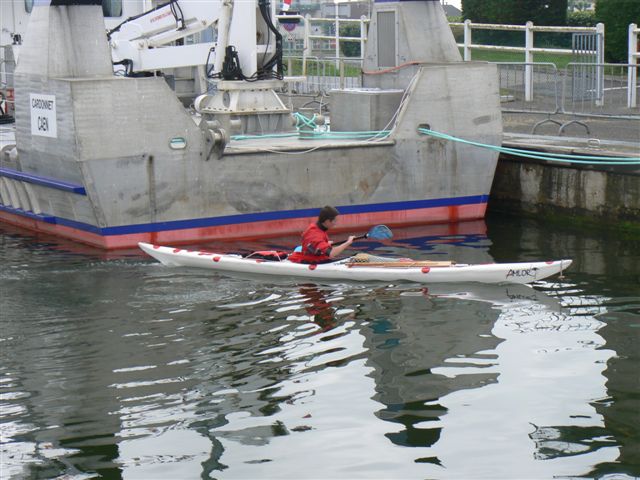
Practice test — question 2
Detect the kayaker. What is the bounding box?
[289,206,355,264]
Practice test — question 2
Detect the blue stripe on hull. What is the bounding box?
[0,204,56,223]
[0,167,87,194]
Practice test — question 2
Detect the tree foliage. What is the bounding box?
[595,0,640,62]
[567,10,597,27]
[462,0,568,46]
[339,23,361,57]
[462,0,568,26]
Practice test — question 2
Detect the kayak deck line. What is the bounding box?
[346,252,454,267]
[138,242,573,285]
[346,261,455,268]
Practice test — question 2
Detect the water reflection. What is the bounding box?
[364,286,502,451]
[1,219,638,479]
[487,214,640,479]
[427,284,617,478]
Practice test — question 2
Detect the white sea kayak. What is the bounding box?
[139,242,572,285]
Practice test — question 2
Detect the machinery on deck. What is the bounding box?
[107,0,283,81]
[106,0,291,135]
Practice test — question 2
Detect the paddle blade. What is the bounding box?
[366,225,393,240]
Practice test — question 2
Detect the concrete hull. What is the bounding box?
[1,120,491,249]
[1,63,500,249]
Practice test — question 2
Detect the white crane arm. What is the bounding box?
[107,0,281,81]
[109,0,232,71]
[110,0,221,47]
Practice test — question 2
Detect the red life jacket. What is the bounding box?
[288,223,332,264]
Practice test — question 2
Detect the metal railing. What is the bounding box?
[562,63,640,118]
[450,20,604,61]
[495,62,638,120]
[279,17,639,112]
[276,14,369,71]
[0,46,16,121]
[449,20,605,102]
[284,56,362,94]
[497,62,561,114]
[629,23,639,108]
[497,61,639,137]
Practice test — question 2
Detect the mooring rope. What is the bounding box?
[231,112,391,142]
[418,128,640,165]
[230,118,636,164]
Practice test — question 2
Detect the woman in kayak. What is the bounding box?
[288,206,355,264]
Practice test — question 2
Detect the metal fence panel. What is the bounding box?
[284,57,362,95]
[497,62,560,114]
[563,63,640,118]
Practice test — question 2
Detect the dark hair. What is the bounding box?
[318,205,339,224]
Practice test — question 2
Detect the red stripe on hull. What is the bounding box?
[0,203,487,250]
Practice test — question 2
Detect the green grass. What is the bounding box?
[466,49,631,75]
[462,48,575,69]
[285,57,361,77]
[284,48,623,77]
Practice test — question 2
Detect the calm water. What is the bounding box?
[1,214,638,480]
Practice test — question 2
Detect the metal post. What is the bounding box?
[11,0,18,36]
[360,15,367,60]
[595,22,605,106]
[335,1,340,68]
[525,21,534,102]
[629,23,638,109]
[303,14,310,76]
[339,59,345,89]
[463,19,471,61]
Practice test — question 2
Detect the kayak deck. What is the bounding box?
[138,242,572,285]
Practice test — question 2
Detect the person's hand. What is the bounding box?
[328,235,355,258]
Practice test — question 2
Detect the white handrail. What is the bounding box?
[628,23,639,108]
[450,22,601,33]
[455,20,603,56]
[301,14,368,69]
[454,20,605,103]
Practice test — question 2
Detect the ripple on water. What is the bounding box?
[1,225,637,479]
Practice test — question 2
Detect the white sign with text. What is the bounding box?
[30,93,57,138]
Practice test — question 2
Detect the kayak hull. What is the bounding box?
[139,242,572,285]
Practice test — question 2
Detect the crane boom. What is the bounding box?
[108,0,281,79]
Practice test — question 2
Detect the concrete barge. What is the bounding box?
[0,0,502,249]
